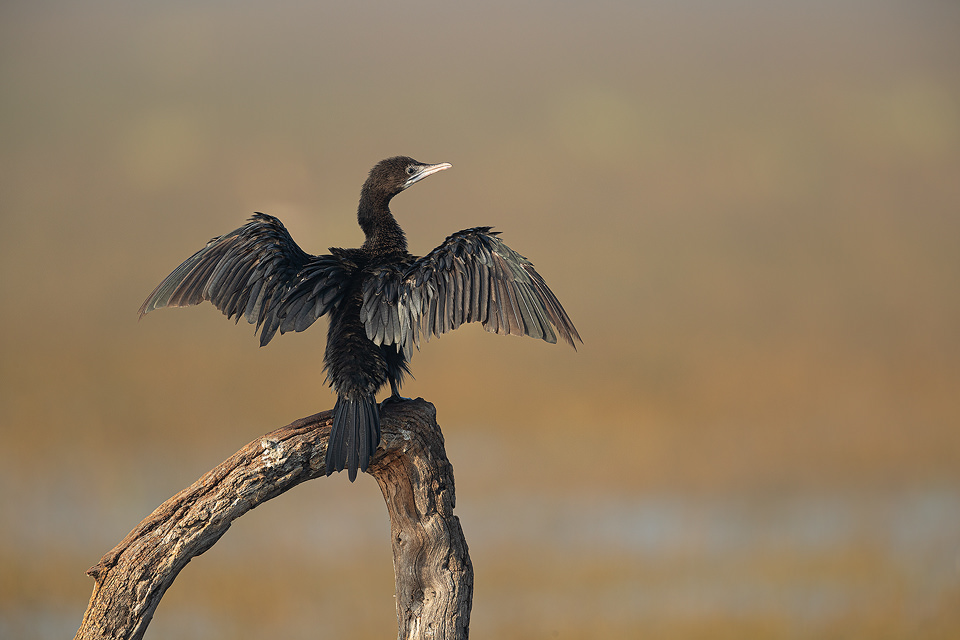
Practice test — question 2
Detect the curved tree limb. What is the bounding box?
[74,398,473,640]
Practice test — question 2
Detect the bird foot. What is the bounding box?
[380,395,411,407]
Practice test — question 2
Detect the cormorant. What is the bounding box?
[140,156,581,480]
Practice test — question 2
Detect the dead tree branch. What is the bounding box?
[74,398,473,640]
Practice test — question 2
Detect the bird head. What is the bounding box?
[365,156,452,199]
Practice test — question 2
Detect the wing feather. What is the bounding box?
[140,213,351,346]
[360,227,581,358]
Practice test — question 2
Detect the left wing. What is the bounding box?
[360,227,581,358]
[139,213,351,346]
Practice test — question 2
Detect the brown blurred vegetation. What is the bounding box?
[1,1,959,638]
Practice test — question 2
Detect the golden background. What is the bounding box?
[1,1,959,638]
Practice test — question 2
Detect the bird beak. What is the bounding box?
[403,162,452,189]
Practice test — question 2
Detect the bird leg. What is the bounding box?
[382,377,411,405]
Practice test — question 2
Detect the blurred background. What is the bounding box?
[2,0,959,638]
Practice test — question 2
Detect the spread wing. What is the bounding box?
[361,227,581,359]
[139,213,351,346]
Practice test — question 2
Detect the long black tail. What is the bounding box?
[326,395,381,481]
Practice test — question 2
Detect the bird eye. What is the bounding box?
[406,165,417,175]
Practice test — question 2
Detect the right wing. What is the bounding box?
[361,227,581,359]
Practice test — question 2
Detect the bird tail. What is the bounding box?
[326,395,381,481]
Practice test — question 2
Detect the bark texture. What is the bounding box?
[74,398,472,640]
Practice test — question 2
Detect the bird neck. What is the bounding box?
[358,195,408,256]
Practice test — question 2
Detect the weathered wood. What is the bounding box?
[370,401,474,640]
[74,398,472,640]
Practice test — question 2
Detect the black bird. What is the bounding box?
[140,156,581,480]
